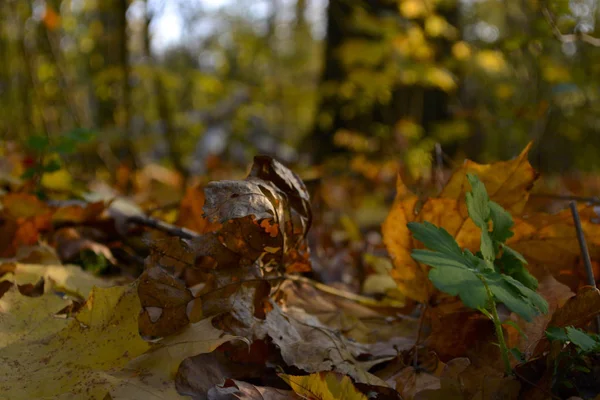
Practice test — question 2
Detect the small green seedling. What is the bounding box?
[545,326,600,394]
[408,173,548,375]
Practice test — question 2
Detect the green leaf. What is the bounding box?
[496,249,537,290]
[465,173,494,261]
[489,201,514,243]
[510,347,526,362]
[546,326,569,342]
[407,221,463,257]
[486,273,547,321]
[566,327,600,352]
[501,244,528,265]
[428,266,487,309]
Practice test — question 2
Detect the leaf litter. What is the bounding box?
[1,151,600,398]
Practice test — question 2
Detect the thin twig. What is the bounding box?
[569,201,600,333]
[542,6,600,47]
[126,215,199,240]
[413,303,428,368]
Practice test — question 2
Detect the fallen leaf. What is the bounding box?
[0,284,151,399]
[280,371,368,400]
[509,205,600,290]
[0,284,70,347]
[533,286,600,356]
[1,262,113,299]
[249,301,397,387]
[138,266,194,338]
[208,379,296,399]
[177,184,221,234]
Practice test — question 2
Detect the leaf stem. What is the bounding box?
[480,276,512,376]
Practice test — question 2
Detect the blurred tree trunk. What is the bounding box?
[306,0,455,163]
[91,0,136,170]
[144,1,187,186]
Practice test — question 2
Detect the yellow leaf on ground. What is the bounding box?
[5,263,113,298]
[280,371,368,400]
[0,285,70,347]
[109,316,243,398]
[0,284,151,399]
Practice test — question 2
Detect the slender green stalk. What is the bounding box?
[481,277,512,375]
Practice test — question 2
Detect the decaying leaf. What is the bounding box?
[509,205,600,290]
[532,286,600,357]
[176,183,222,234]
[110,316,244,398]
[207,379,295,400]
[138,266,194,338]
[175,341,272,398]
[192,155,312,274]
[247,301,402,387]
[279,279,416,344]
[280,371,368,400]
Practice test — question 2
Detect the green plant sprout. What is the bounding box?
[545,326,600,394]
[407,173,548,375]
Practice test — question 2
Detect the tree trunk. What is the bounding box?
[306,0,455,163]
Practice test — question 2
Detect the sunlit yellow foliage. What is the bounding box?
[425,15,448,37]
[425,67,456,91]
[452,41,471,60]
[339,40,388,67]
[396,119,424,140]
[475,50,507,74]
[334,130,379,153]
[399,0,429,18]
[406,143,435,179]
[542,64,571,83]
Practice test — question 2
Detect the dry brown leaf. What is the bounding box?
[506,274,574,357]
[207,379,296,400]
[279,280,417,344]
[509,205,600,290]
[177,184,221,234]
[532,286,600,357]
[138,266,194,338]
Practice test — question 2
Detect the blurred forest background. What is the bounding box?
[1,0,600,188]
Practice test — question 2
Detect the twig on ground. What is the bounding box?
[569,201,600,333]
[126,215,199,240]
